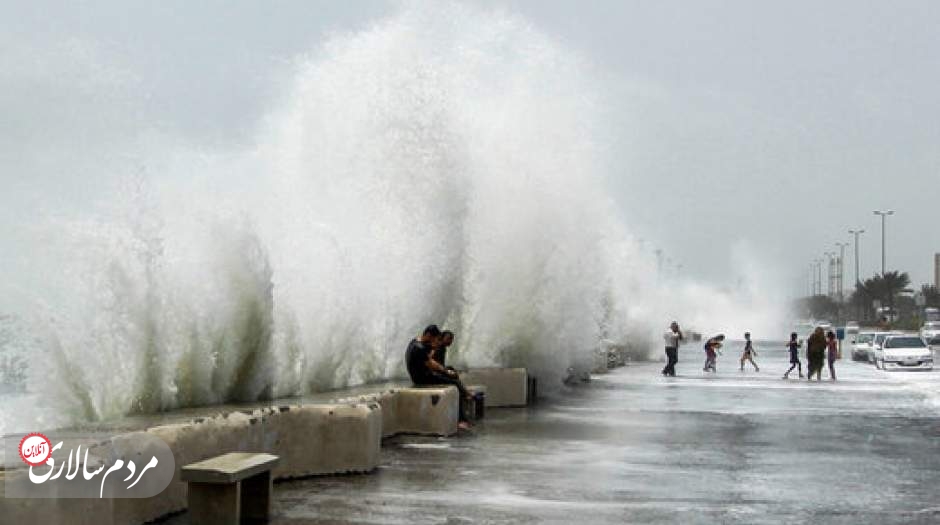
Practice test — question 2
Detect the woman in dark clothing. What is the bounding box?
[806,327,827,381]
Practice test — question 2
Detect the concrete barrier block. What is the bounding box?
[263,403,381,478]
[394,387,458,436]
[328,390,400,438]
[374,390,402,438]
[460,368,529,407]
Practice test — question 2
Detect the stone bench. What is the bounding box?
[459,368,533,407]
[180,452,279,524]
[393,386,460,436]
[264,403,382,479]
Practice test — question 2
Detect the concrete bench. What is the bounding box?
[180,452,279,524]
[459,368,533,407]
[263,403,382,478]
[394,386,459,436]
[411,383,486,423]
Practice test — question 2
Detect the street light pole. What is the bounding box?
[835,242,849,301]
[849,229,865,320]
[824,252,837,298]
[873,210,894,276]
[808,263,814,296]
[814,258,823,296]
[819,259,824,296]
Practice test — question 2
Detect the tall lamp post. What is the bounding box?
[814,258,823,297]
[824,251,837,297]
[835,242,849,301]
[849,229,865,320]
[873,210,894,276]
[808,263,815,296]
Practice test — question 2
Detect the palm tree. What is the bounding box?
[861,271,911,308]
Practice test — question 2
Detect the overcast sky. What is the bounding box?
[2,0,938,289]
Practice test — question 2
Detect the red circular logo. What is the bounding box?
[19,433,52,467]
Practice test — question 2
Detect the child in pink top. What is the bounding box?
[826,331,839,381]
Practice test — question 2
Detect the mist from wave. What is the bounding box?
[0,3,789,431]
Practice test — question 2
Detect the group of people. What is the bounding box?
[785,327,840,381]
[662,322,840,380]
[701,333,759,373]
[404,324,476,429]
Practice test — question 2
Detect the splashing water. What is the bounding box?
[0,4,788,431]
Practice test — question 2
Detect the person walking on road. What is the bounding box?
[662,321,683,377]
[783,332,803,379]
[739,332,760,372]
[703,334,724,373]
[806,327,827,381]
[826,330,839,381]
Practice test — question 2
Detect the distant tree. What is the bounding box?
[796,294,839,321]
[848,288,873,322]
[860,271,911,308]
[895,295,920,329]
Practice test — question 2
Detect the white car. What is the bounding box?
[868,332,901,364]
[927,335,940,351]
[921,322,940,341]
[851,332,876,361]
[845,321,860,335]
[874,335,934,371]
[865,332,891,364]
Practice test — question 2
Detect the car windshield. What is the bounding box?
[857,334,873,343]
[930,336,940,346]
[884,337,927,349]
[874,334,888,345]
[924,322,940,330]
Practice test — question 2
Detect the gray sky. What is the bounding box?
[2,0,938,288]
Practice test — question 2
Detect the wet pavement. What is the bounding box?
[178,352,940,524]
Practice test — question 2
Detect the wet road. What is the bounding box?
[203,354,940,524]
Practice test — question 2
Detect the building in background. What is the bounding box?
[936,253,940,288]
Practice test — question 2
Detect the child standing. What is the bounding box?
[783,332,803,379]
[826,330,839,381]
[739,332,760,372]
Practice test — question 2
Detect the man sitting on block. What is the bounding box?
[406,324,473,429]
[434,330,456,370]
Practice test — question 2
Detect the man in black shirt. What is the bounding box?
[435,330,455,369]
[405,325,440,382]
[405,325,472,427]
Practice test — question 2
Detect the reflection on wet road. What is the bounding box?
[257,357,940,524]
